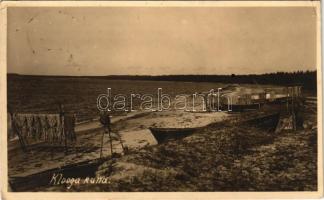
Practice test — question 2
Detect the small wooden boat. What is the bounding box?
[244,112,281,130]
[149,127,197,144]
[9,158,106,191]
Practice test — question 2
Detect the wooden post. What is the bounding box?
[115,130,125,153]
[99,112,114,158]
[99,129,105,158]
[58,103,67,154]
[107,127,113,157]
[286,87,289,114]
[10,112,27,152]
[292,87,296,131]
[100,126,114,158]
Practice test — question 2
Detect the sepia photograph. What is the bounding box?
[0,1,323,199]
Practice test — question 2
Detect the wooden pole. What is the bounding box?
[292,87,296,131]
[99,112,114,158]
[58,103,67,154]
[10,112,27,152]
[107,127,113,157]
[99,129,105,158]
[100,125,114,158]
[286,87,289,114]
[116,130,125,153]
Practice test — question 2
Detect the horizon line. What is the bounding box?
[7,70,317,77]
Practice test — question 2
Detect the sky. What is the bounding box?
[8,6,317,76]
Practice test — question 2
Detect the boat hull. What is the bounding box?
[9,158,105,191]
[244,112,281,130]
[149,128,197,144]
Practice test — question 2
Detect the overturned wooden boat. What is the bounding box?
[243,112,281,130]
[149,111,281,144]
[149,127,197,144]
[9,158,106,191]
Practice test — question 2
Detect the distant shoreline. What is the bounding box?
[7,71,317,90]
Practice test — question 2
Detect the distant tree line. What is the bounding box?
[8,70,317,90]
[96,70,317,90]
